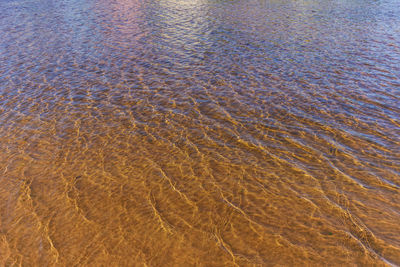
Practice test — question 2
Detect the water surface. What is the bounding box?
[0,0,400,265]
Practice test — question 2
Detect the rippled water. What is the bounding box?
[1,0,399,265]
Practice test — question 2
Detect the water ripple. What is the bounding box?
[1,0,400,265]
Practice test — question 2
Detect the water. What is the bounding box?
[0,0,399,265]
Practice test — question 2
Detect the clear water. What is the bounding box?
[0,0,399,265]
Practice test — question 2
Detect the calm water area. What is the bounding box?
[0,0,399,265]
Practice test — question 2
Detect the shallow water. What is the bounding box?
[0,0,400,265]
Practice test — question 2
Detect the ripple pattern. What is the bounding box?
[0,0,399,265]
